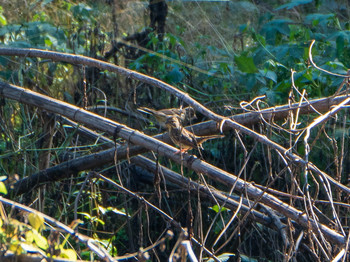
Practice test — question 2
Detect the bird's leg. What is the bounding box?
[174,148,188,155]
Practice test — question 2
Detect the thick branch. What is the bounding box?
[0,48,348,194]
[0,81,345,246]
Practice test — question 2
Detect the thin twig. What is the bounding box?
[0,196,115,262]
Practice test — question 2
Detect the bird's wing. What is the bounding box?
[179,129,198,148]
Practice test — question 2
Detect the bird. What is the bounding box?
[138,106,196,128]
[165,116,224,153]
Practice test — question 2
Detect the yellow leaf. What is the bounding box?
[28,213,44,231]
[9,240,24,255]
[60,248,77,260]
[33,230,48,250]
[0,182,7,195]
[25,230,34,243]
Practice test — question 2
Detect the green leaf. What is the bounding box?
[259,69,277,83]
[305,14,334,28]
[261,19,292,44]
[234,55,258,73]
[0,6,6,26]
[275,0,312,10]
[0,14,6,26]
[210,205,228,213]
[0,24,21,36]
[165,67,184,83]
[77,212,91,219]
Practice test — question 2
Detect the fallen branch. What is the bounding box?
[0,81,345,246]
[0,197,115,262]
[0,47,348,195]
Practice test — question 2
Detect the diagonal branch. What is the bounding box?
[0,80,345,246]
[0,47,348,194]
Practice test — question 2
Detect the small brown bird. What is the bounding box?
[165,116,224,153]
[138,106,196,128]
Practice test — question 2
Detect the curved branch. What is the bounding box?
[308,40,349,78]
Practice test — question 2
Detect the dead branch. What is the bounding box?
[0,47,348,196]
[0,81,345,246]
[0,197,115,262]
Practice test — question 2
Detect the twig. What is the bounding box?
[308,40,349,78]
[94,173,218,261]
[0,81,346,245]
[0,196,115,262]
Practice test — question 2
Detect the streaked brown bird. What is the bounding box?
[165,116,224,153]
[138,106,196,128]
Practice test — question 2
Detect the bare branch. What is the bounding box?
[0,80,345,246]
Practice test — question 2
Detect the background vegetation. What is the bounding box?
[0,0,349,261]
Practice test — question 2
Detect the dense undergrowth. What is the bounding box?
[0,0,349,261]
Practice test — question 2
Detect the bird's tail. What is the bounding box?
[137,107,158,115]
[198,134,225,144]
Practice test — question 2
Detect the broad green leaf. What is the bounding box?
[234,55,258,73]
[261,19,292,44]
[165,67,184,83]
[0,24,21,36]
[305,14,334,27]
[259,69,277,83]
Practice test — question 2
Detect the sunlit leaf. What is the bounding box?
[28,213,45,231]
[60,248,77,260]
[209,205,228,213]
[0,14,6,26]
[33,229,48,250]
[0,182,7,195]
[77,212,91,219]
[9,240,24,255]
[25,230,34,243]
